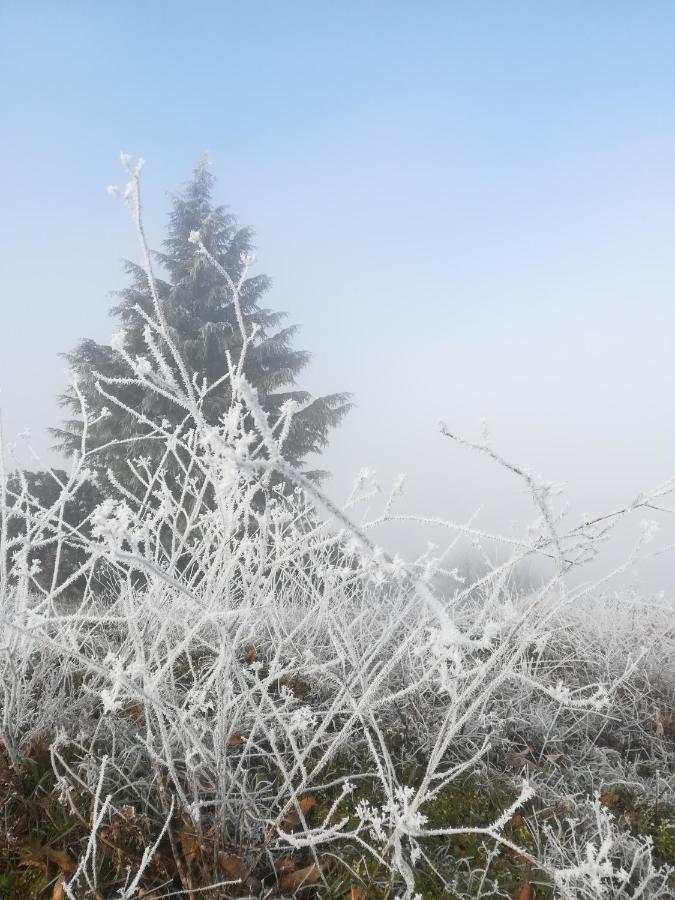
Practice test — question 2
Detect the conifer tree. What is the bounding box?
[52,162,351,483]
[5,469,103,597]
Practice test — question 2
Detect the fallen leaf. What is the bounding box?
[282,795,317,830]
[18,855,48,874]
[514,863,533,900]
[538,799,574,821]
[44,847,76,873]
[177,829,200,868]
[545,753,570,766]
[227,733,245,747]
[274,856,296,874]
[280,863,322,892]
[600,791,620,806]
[52,877,66,900]
[246,645,257,664]
[11,814,28,837]
[26,737,50,758]
[653,712,672,736]
[514,877,533,900]
[300,795,316,814]
[218,852,243,880]
[280,676,306,701]
[125,702,145,722]
[508,752,538,771]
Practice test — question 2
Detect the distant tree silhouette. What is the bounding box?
[53,161,351,484]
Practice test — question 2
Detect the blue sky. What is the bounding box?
[1,2,674,583]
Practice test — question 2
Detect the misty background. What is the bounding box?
[1,2,674,588]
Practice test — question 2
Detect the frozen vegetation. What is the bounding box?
[0,159,673,898]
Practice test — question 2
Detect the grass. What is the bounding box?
[2,710,673,898]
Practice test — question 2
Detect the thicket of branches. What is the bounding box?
[0,157,673,898]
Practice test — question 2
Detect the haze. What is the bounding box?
[1,1,674,588]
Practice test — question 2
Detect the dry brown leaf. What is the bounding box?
[26,737,50,758]
[274,856,296,874]
[177,829,200,868]
[600,791,620,806]
[280,863,322,892]
[44,847,76,873]
[125,702,145,722]
[653,712,672,736]
[537,798,574,822]
[18,854,48,874]
[508,846,531,864]
[345,887,367,899]
[52,877,66,900]
[12,813,28,837]
[227,733,245,747]
[545,753,569,766]
[508,752,538,771]
[280,676,306,701]
[514,863,533,900]
[282,794,317,830]
[218,852,243,880]
[0,750,10,780]
[246,645,257,664]
[514,877,533,900]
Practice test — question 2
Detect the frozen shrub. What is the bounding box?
[0,156,672,897]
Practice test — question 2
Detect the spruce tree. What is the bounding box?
[52,162,351,484]
[5,469,103,597]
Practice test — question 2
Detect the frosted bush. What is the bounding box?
[541,795,673,899]
[0,156,673,897]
